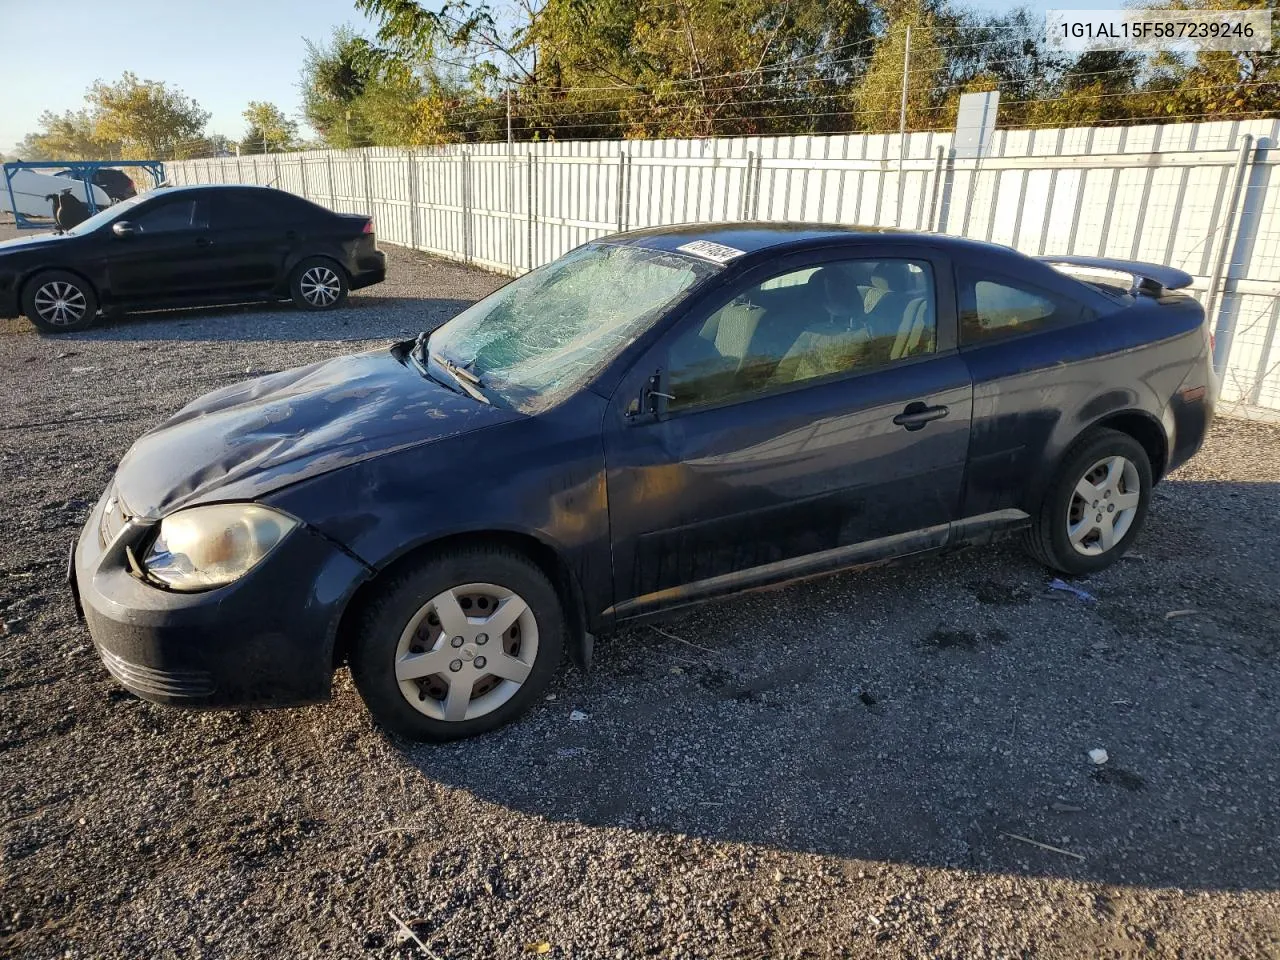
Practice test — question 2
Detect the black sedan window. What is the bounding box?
[214,192,311,229]
[133,199,209,234]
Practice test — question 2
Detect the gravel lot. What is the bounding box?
[2,229,1279,959]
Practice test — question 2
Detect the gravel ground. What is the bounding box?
[2,229,1279,959]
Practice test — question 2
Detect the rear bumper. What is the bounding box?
[72,487,369,708]
[1166,360,1216,475]
[350,251,386,291]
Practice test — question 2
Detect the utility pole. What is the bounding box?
[897,24,911,227]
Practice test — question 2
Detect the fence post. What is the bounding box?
[624,153,632,231]
[752,154,763,219]
[927,145,945,231]
[505,148,515,271]
[462,151,472,263]
[299,157,309,199]
[363,152,374,220]
[616,151,627,232]
[407,151,419,250]
[1208,134,1256,377]
[326,152,336,209]
[273,154,281,189]
[526,151,535,271]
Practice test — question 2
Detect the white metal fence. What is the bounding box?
[168,119,1280,415]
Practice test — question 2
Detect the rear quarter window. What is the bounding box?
[959,268,1092,344]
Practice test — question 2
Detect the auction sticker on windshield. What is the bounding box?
[676,240,746,263]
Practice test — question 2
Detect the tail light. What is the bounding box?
[362,219,374,235]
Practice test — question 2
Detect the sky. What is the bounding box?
[1,0,1118,155]
[0,0,378,153]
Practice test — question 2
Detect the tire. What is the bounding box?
[349,546,565,741]
[22,270,98,333]
[289,257,349,311]
[1023,427,1153,576]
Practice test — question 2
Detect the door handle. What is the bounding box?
[893,401,949,431]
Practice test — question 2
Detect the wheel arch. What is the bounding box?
[19,266,101,312]
[285,251,350,284]
[1089,408,1169,481]
[329,528,591,674]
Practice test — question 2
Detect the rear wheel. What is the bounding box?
[349,546,565,741]
[289,257,348,311]
[22,271,97,333]
[1024,428,1152,576]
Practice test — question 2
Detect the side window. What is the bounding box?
[133,199,206,234]
[214,192,315,229]
[215,193,271,229]
[666,258,937,410]
[959,269,1089,344]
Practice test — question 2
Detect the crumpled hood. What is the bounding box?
[114,347,520,518]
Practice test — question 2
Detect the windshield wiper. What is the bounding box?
[403,335,462,395]
[430,351,491,405]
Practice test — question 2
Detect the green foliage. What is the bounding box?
[89,73,210,158]
[852,0,947,132]
[240,101,301,154]
[301,27,381,147]
[14,109,122,161]
[17,1,1277,158]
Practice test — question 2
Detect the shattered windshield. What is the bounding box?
[427,243,716,409]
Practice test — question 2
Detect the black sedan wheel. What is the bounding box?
[350,546,564,741]
[290,258,349,311]
[22,271,98,333]
[1024,427,1152,576]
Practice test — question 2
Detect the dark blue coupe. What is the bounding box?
[72,224,1215,740]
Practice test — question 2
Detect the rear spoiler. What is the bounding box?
[1037,255,1194,297]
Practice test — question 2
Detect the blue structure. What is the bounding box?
[3,160,166,230]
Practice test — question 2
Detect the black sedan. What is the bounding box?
[71,224,1215,741]
[0,184,386,332]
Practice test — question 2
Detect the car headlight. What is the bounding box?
[143,503,298,592]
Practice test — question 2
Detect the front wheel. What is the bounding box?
[289,257,349,311]
[22,270,98,333]
[1024,428,1153,576]
[349,547,565,741]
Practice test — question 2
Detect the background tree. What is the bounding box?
[851,0,948,133]
[89,72,210,158]
[13,109,121,161]
[301,27,379,147]
[240,101,301,153]
[172,133,235,159]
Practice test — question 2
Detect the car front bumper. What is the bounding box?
[0,277,19,319]
[72,488,369,708]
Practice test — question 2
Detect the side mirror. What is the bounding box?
[112,221,137,238]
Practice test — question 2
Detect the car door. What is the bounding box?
[206,190,300,295]
[602,247,974,618]
[105,196,212,301]
[952,259,1104,518]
